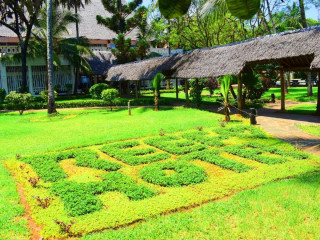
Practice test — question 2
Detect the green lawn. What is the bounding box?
[263,87,318,102]
[287,104,317,115]
[83,171,320,240]
[297,124,320,137]
[1,108,320,239]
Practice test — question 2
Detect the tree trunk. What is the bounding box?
[316,72,320,115]
[285,72,290,94]
[166,79,170,89]
[299,0,308,28]
[154,90,159,111]
[280,69,285,112]
[307,72,313,97]
[20,44,28,93]
[185,80,190,108]
[73,5,80,95]
[229,85,237,100]
[175,79,179,100]
[47,0,57,114]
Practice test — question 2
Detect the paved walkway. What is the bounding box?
[257,100,320,156]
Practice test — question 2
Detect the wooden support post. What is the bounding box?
[175,79,179,100]
[317,72,320,115]
[280,68,285,112]
[285,71,289,94]
[185,79,190,108]
[135,81,138,98]
[307,72,313,97]
[237,73,242,114]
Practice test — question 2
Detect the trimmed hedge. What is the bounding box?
[51,172,157,216]
[139,161,206,187]
[178,149,252,173]
[100,140,171,165]
[144,135,207,155]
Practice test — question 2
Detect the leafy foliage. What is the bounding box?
[153,73,166,111]
[5,91,33,115]
[101,89,119,111]
[89,83,109,99]
[226,0,261,20]
[189,78,207,107]
[112,34,137,64]
[158,0,192,19]
[206,78,218,97]
[181,131,226,148]
[0,89,6,104]
[139,161,206,187]
[40,90,58,102]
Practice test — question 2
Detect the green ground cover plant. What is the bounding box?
[4,121,320,238]
[297,124,320,137]
[139,161,206,187]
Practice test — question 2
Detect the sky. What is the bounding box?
[141,0,319,21]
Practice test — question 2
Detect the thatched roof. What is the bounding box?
[0,0,138,41]
[84,51,115,75]
[106,26,320,81]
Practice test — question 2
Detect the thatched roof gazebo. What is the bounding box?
[106,26,320,113]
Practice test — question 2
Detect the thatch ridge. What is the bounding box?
[106,26,320,81]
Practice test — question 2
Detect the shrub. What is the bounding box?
[5,91,33,115]
[182,131,226,148]
[206,78,218,97]
[40,90,58,102]
[54,84,61,93]
[65,83,73,95]
[189,78,207,107]
[89,83,109,99]
[101,88,119,111]
[0,88,6,103]
[139,161,206,187]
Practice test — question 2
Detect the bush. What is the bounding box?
[54,84,61,93]
[206,78,218,96]
[65,83,73,95]
[89,83,109,99]
[5,91,33,115]
[189,78,207,107]
[101,88,119,110]
[139,161,206,187]
[40,90,58,102]
[0,88,6,103]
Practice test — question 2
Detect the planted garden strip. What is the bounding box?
[139,161,206,187]
[51,172,157,216]
[181,131,226,148]
[100,141,171,165]
[144,136,207,155]
[212,125,266,139]
[178,149,252,173]
[20,149,121,182]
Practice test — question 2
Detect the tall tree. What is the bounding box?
[298,0,308,28]
[57,0,91,94]
[47,0,56,114]
[0,0,44,93]
[96,0,143,34]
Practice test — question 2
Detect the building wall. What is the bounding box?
[0,56,74,95]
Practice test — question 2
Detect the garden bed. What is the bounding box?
[5,122,320,238]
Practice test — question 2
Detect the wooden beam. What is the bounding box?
[237,73,242,114]
[317,72,320,115]
[175,79,179,100]
[280,68,286,112]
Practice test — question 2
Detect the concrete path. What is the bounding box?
[257,100,320,156]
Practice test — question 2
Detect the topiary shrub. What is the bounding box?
[40,90,58,102]
[0,88,6,104]
[101,88,119,111]
[5,91,33,115]
[89,83,109,99]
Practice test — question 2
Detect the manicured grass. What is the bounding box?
[263,87,318,102]
[297,124,320,137]
[0,162,29,240]
[0,108,220,160]
[82,171,320,240]
[287,104,317,115]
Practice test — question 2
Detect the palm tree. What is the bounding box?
[31,3,93,83]
[153,73,165,111]
[47,0,56,114]
[57,0,91,94]
[220,74,232,122]
[298,0,307,28]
